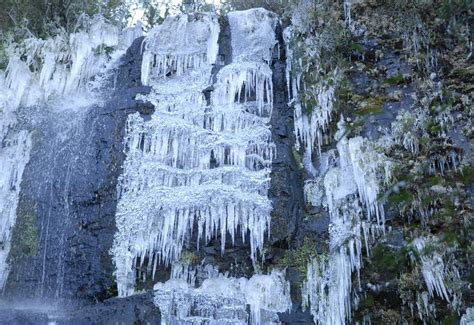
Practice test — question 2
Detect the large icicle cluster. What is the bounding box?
[292,72,338,157]
[302,119,392,324]
[401,236,463,322]
[0,15,128,112]
[154,266,291,325]
[284,26,340,158]
[112,9,278,297]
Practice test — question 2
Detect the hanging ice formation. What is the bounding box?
[0,15,139,290]
[412,237,461,303]
[154,265,291,325]
[301,119,392,324]
[292,71,338,157]
[284,27,340,159]
[112,8,278,297]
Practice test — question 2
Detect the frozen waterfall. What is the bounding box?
[112,9,279,297]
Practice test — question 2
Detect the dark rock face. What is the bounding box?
[268,23,305,245]
[350,45,416,141]
[5,37,152,302]
[269,23,313,325]
[61,292,161,324]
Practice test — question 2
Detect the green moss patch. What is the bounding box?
[370,244,406,276]
[383,73,405,85]
[9,197,38,260]
[277,237,318,275]
[291,146,303,170]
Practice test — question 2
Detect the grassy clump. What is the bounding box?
[278,237,318,275]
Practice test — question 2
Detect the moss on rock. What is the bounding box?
[9,196,38,260]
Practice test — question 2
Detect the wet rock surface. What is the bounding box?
[5,37,152,302]
[0,292,160,324]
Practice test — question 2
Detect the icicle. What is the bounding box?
[344,0,352,27]
[293,76,337,156]
[413,237,454,302]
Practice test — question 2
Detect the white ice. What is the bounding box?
[303,118,392,324]
[154,268,291,325]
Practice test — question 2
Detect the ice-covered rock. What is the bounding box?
[227,8,278,64]
[460,307,474,325]
[153,268,291,325]
[303,119,392,324]
[141,13,220,85]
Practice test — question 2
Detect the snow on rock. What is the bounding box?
[112,10,279,297]
[153,268,291,325]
